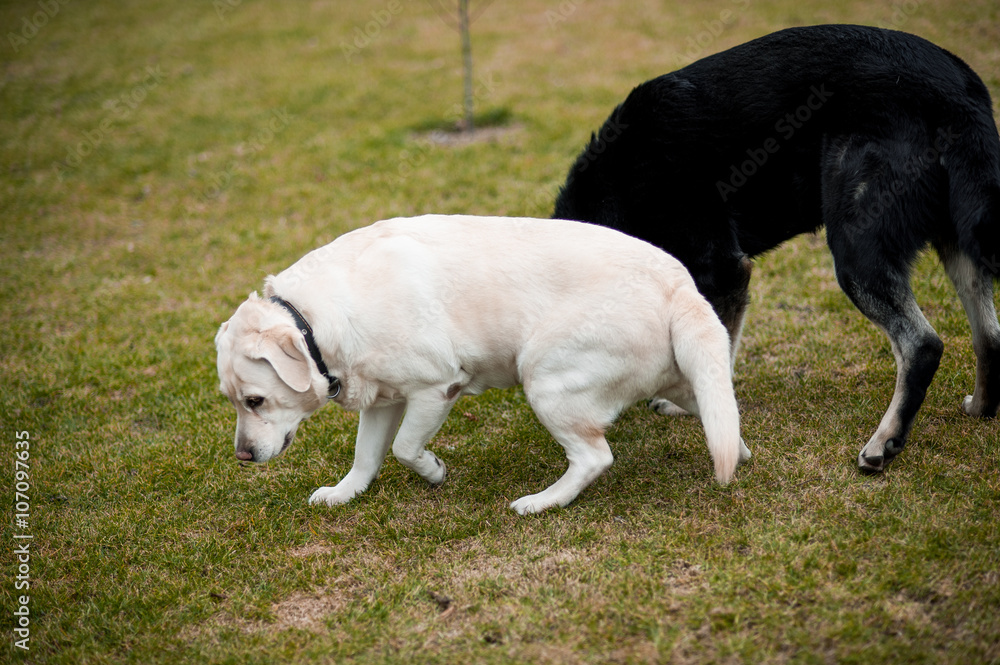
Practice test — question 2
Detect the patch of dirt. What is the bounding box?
[184,586,353,640]
[287,542,334,558]
[416,124,523,147]
[269,591,346,633]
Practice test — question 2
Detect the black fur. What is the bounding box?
[554,25,1000,471]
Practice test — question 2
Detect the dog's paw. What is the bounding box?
[425,453,447,486]
[738,438,752,464]
[962,394,976,416]
[960,394,1000,418]
[650,398,689,416]
[510,496,539,515]
[308,485,357,506]
[510,493,557,515]
[857,435,906,474]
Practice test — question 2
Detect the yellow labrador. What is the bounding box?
[215,215,751,514]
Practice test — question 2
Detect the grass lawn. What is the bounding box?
[3,0,1000,662]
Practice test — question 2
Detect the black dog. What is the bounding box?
[554,25,1000,472]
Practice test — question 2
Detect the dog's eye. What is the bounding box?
[244,396,264,410]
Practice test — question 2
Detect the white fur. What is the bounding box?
[215,215,751,514]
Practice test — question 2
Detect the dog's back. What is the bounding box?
[554,24,1000,269]
[293,215,698,364]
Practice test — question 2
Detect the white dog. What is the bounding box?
[215,215,751,514]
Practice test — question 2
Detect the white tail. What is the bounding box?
[670,303,743,484]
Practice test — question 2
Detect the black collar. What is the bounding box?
[269,296,341,399]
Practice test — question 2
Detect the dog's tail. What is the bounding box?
[670,297,743,484]
[943,67,1000,279]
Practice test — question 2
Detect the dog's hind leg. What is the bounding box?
[310,402,406,506]
[825,135,947,472]
[509,414,615,515]
[827,243,944,472]
[865,306,940,472]
[711,253,754,368]
[939,246,1000,417]
[513,375,617,514]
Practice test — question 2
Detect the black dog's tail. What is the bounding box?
[945,71,1000,280]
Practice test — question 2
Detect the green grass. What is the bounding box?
[3,0,1000,662]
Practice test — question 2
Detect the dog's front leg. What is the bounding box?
[390,389,453,486]
[309,402,405,506]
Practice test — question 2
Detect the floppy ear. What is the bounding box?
[214,320,230,348]
[252,328,314,393]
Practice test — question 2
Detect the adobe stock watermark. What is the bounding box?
[51,65,167,181]
[13,431,33,652]
[340,0,404,63]
[6,0,71,53]
[845,125,976,248]
[842,126,958,242]
[570,252,678,350]
[393,69,499,184]
[716,83,834,201]
[192,108,292,206]
[674,0,752,67]
[879,0,923,30]
[441,69,498,128]
[981,254,1000,279]
[425,0,498,32]
[544,0,585,28]
[569,116,629,173]
[213,0,243,23]
[528,183,561,217]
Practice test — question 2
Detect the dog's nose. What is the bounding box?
[235,450,254,462]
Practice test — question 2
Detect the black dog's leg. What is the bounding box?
[939,246,1000,417]
[710,253,754,368]
[837,265,943,471]
[824,136,945,471]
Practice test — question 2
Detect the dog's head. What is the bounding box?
[215,294,327,463]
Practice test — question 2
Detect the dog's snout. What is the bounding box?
[235,449,254,462]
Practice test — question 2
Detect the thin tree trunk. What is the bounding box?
[459,0,474,131]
